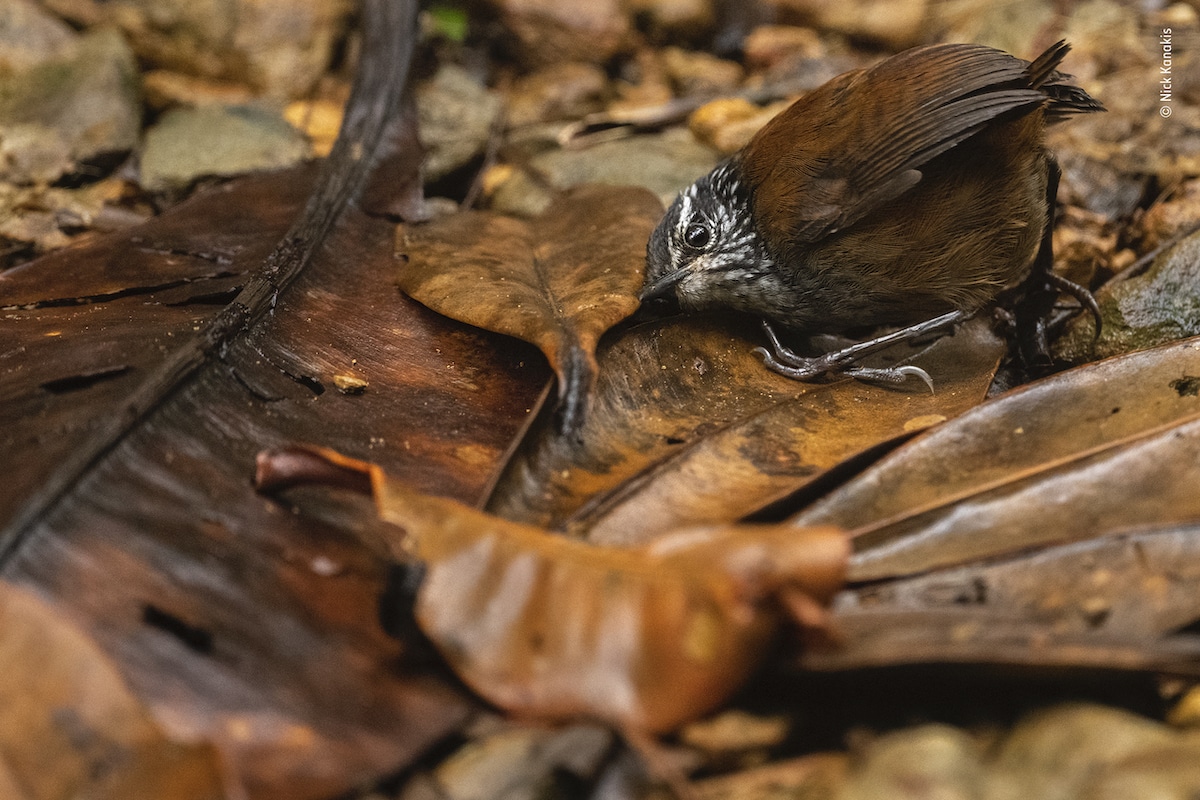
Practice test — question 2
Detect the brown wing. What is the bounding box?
[741,43,1049,251]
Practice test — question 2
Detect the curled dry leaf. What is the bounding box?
[790,335,1200,581]
[397,184,663,433]
[256,446,849,735]
[488,314,1003,543]
[0,583,226,800]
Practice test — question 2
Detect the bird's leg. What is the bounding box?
[1013,156,1101,370]
[755,309,969,390]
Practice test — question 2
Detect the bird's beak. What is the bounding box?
[638,268,688,303]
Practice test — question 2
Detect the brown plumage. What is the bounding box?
[642,41,1103,364]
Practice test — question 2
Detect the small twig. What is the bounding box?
[1104,219,1200,288]
[461,104,508,211]
[554,75,820,149]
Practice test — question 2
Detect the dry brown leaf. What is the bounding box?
[397,184,662,433]
[575,318,1004,546]
[846,522,1200,641]
[0,5,494,794]
[802,520,1200,674]
[488,314,1003,542]
[256,446,848,735]
[790,335,1200,581]
[0,582,227,800]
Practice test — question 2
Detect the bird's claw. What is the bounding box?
[756,315,958,392]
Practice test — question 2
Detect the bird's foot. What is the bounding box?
[1046,271,1102,338]
[754,310,970,391]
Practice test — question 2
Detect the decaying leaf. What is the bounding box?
[396,183,662,433]
[488,314,1004,542]
[0,582,226,800]
[850,522,1200,642]
[804,521,1200,674]
[256,446,849,735]
[0,4,513,796]
[576,318,1004,546]
[790,335,1200,581]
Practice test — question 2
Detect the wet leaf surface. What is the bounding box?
[488,315,1003,545]
[0,190,544,795]
[791,335,1200,581]
[397,184,661,433]
[577,319,1003,546]
[1,167,314,523]
[0,3,548,796]
[0,582,225,800]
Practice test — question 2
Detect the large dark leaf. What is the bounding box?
[0,2,548,797]
[0,583,226,800]
[803,522,1200,675]
[787,337,1200,676]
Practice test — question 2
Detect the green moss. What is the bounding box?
[1056,230,1200,362]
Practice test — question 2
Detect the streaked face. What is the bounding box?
[643,162,778,314]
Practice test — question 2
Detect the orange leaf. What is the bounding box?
[258,446,848,734]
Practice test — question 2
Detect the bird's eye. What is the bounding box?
[683,223,711,249]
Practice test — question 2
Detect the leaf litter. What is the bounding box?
[255,444,849,736]
[5,0,1200,795]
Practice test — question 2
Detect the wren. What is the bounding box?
[642,41,1104,385]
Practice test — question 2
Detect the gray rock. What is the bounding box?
[0,27,141,184]
[988,704,1174,800]
[505,62,608,128]
[139,105,310,192]
[0,0,77,70]
[491,128,719,216]
[1056,228,1200,362]
[624,0,715,42]
[490,0,631,67]
[39,0,351,99]
[416,64,503,182]
[843,724,984,800]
